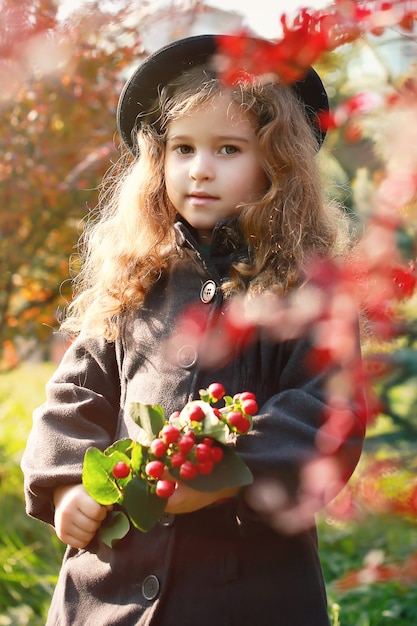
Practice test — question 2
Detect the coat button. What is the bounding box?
[200,280,217,303]
[177,345,197,369]
[159,512,175,527]
[142,575,160,601]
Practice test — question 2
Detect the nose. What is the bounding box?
[189,151,214,181]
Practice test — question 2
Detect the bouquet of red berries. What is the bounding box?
[82,383,257,546]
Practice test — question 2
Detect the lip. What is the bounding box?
[187,191,218,206]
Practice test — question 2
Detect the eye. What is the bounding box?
[220,145,239,155]
[175,144,193,155]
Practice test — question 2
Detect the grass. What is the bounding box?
[320,513,417,625]
[0,363,63,625]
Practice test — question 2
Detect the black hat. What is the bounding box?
[117,34,329,154]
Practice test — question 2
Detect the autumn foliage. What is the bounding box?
[0,0,144,364]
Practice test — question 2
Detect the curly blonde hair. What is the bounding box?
[61,66,348,339]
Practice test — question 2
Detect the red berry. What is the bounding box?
[211,446,223,463]
[227,411,244,429]
[179,460,198,480]
[171,451,186,467]
[239,391,256,401]
[196,443,212,462]
[198,459,214,475]
[169,411,181,420]
[203,437,214,447]
[227,412,251,434]
[150,438,168,457]
[145,460,165,479]
[178,434,195,454]
[213,408,222,419]
[112,461,130,479]
[156,479,176,498]
[237,416,251,434]
[208,382,225,401]
[161,424,181,444]
[187,404,205,422]
[242,398,258,416]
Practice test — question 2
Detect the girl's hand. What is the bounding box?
[164,482,240,515]
[53,483,112,549]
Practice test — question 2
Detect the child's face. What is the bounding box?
[164,92,267,243]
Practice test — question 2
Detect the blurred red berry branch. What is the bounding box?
[214,5,417,552]
[217,0,417,130]
[218,0,417,67]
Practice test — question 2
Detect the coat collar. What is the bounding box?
[173,216,248,280]
[174,216,243,254]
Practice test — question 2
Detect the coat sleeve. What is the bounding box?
[235,327,366,527]
[21,333,121,525]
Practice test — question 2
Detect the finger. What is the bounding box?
[73,511,102,535]
[63,511,102,546]
[56,503,102,540]
[78,493,109,521]
[93,504,110,522]
[58,527,96,549]
[54,510,97,548]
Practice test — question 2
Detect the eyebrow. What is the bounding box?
[166,134,251,144]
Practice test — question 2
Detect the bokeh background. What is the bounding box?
[2,1,417,624]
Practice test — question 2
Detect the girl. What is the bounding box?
[22,34,365,625]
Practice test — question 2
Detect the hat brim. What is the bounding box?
[117,34,329,154]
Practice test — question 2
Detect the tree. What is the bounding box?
[0,0,145,367]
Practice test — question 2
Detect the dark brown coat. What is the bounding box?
[22,220,365,625]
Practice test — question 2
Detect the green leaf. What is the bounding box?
[171,445,253,492]
[123,476,167,532]
[130,441,145,473]
[98,510,131,548]
[200,408,229,444]
[82,447,128,505]
[104,438,134,458]
[198,388,210,402]
[129,402,166,446]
